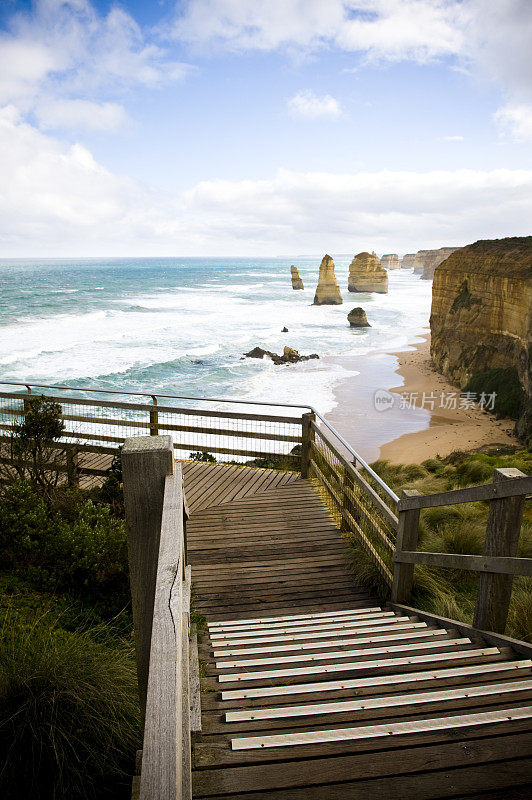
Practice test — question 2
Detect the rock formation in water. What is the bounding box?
[291,265,304,290]
[313,255,343,305]
[348,307,371,327]
[244,346,319,365]
[380,254,401,270]
[412,247,459,278]
[402,253,416,269]
[430,237,532,442]
[348,252,388,293]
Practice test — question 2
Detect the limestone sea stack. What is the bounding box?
[380,254,401,270]
[348,307,371,327]
[313,254,343,305]
[348,252,388,293]
[291,265,304,290]
[430,237,532,442]
[402,253,416,269]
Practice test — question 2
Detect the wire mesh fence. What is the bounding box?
[0,384,305,489]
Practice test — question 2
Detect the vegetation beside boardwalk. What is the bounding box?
[0,398,139,799]
[347,449,532,643]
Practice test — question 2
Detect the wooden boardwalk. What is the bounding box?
[184,463,532,799]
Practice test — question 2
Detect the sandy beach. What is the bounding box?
[325,328,517,464]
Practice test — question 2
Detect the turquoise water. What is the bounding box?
[0,257,433,413]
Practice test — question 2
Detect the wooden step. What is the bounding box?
[225,680,532,722]
[230,705,532,750]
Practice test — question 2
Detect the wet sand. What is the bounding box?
[325,329,516,464]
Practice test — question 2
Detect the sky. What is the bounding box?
[0,0,531,257]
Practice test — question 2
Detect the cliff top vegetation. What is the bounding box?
[438,236,532,278]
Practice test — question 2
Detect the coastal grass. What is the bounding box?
[0,602,140,800]
[0,418,139,799]
[346,449,532,642]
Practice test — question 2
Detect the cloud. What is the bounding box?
[0,0,192,129]
[0,106,180,253]
[494,104,532,142]
[1,108,531,257]
[173,1,464,62]
[287,91,342,119]
[35,98,128,131]
[173,1,532,118]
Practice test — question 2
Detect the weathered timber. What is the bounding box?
[395,551,532,576]
[122,435,174,720]
[391,489,422,603]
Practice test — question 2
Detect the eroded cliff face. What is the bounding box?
[430,237,532,440]
[402,254,416,268]
[380,254,400,270]
[413,247,459,277]
[348,252,388,293]
[420,247,459,280]
[313,254,343,305]
[291,265,304,290]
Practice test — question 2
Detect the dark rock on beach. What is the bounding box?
[244,346,319,365]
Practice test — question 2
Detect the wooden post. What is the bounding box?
[473,468,526,634]
[66,444,79,488]
[301,412,315,478]
[149,396,159,436]
[122,435,174,720]
[391,489,422,603]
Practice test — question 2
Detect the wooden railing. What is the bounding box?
[122,436,199,800]
[305,421,531,637]
[305,413,399,589]
[0,385,307,487]
[392,468,532,634]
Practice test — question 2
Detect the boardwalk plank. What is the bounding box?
[182,462,532,799]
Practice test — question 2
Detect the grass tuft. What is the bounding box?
[0,604,140,800]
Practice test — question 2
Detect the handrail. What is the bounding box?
[398,475,532,510]
[122,437,193,799]
[0,379,399,503]
[392,468,530,636]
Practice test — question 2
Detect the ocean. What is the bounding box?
[0,257,433,415]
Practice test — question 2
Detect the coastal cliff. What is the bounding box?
[420,247,459,280]
[348,252,388,293]
[313,254,343,305]
[413,247,459,278]
[430,237,532,441]
[380,254,401,270]
[291,265,304,290]
[402,253,416,268]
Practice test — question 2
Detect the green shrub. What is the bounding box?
[3,395,65,499]
[0,482,129,610]
[0,605,140,800]
[465,367,525,420]
[96,448,124,518]
[190,450,216,462]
